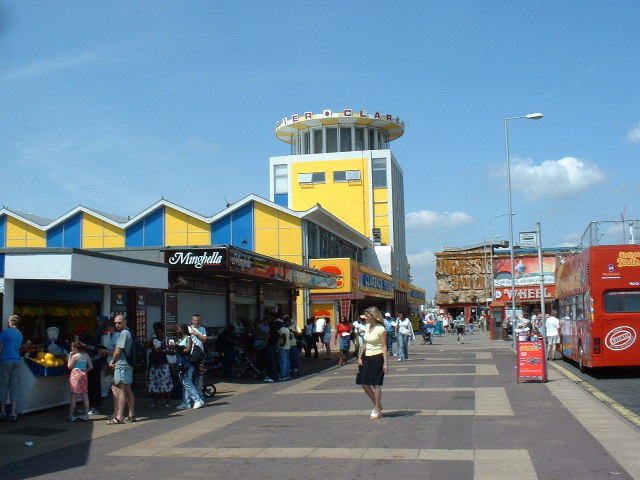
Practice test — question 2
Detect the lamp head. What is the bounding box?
[525,113,544,120]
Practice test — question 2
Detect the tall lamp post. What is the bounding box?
[505,112,543,349]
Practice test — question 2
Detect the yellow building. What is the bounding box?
[269,108,412,312]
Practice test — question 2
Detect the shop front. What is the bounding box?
[0,248,168,413]
[164,246,338,336]
[309,259,394,322]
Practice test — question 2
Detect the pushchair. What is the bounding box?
[421,325,434,345]
[235,345,262,378]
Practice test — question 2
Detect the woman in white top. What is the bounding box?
[396,312,414,361]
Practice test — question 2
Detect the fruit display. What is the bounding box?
[23,347,69,376]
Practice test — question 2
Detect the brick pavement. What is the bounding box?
[1,330,639,479]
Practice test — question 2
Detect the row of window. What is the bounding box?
[306,221,362,263]
[291,125,389,155]
[298,170,361,184]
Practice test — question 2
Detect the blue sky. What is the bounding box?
[1,1,639,299]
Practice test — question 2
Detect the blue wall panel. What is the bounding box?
[125,220,144,247]
[232,202,254,249]
[65,213,82,248]
[211,215,231,245]
[145,207,164,246]
[274,194,288,207]
[0,216,5,248]
[47,224,64,247]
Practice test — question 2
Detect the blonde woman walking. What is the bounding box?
[356,306,389,420]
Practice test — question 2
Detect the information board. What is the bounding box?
[516,340,547,382]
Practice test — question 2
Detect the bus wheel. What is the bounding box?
[578,344,587,373]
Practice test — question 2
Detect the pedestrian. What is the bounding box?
[263,320,280,383]
[303,317,317,359]
[545,311,561,360]
[353,314,367,355]
[106,314,137,424]
[321,317,332,359]
[285,317,301,376]
[442,314,450,335]
[277,319,291,380]
[456,315,465,344]
[314,315,326,355]
[188,314,208,392]
[147,324,174,408]
[383,312,397,356]
[396,311,414,361]
[67,340,93,422]
[217,324,237,378]
[77,325,105,416]
[356,306,389,420]
[335,315,352,366]
[0,314,24,422]
[175,323,205,410]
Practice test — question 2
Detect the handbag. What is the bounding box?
[189,344,204,365]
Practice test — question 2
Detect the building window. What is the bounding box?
[274,164,288,194]
[355,127,365,150]
[372,158,387,188]
[326,127,338,153]
[333,170,361,182]
[340,126,352,152]
[312,128,323,153]
[298,172,326,184]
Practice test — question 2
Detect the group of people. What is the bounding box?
[511,309,562,360]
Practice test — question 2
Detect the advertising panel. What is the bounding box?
[516,340,546,382]
[493,255,555,289]
[310,258,355,293]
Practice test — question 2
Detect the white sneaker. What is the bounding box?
[176,403,191,410]
[192,400,204,410]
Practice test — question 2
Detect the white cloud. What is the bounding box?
[407,251,436,267]
[627,123,640,143]
[406,210,474,229]
[508,156,606,201]
[0,51,99,83]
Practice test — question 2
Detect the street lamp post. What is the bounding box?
[504,112,543,349]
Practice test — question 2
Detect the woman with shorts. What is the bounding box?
[356,306,389,420]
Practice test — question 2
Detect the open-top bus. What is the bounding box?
[555,221,640,371]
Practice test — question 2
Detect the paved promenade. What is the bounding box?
[1,330,639,479]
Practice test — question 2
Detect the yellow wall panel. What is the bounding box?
[165,207,188,232]
[255,229,279,257]
[6,217,46,247]
[165,232,188,246]
[188,231,210,245]
[254,203,279,229]
[374,202,389,215]
[83,236,104,249]
[82,214,125,249]
[103,236,125,248]
[187,217,209,233]
[373,188,388,202]
[279,228,302,256]
[277,212,301,229]
[83,215,103,236]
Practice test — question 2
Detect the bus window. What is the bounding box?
[604,290,640,313]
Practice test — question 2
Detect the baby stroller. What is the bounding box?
[235,345,262,378]
[422,324,434,345]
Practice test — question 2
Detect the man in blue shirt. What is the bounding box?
[0,314,24,421]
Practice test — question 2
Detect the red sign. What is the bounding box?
[516,340,546,382]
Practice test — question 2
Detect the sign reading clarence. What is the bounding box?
[165,249,227,270]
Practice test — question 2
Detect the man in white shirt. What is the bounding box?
[314,316,326,354]
[545,311,561,360]
[189,314,208,390]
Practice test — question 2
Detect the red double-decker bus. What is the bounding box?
[555,240,640,371]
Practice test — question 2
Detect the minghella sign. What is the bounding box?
[165,249,227,270]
